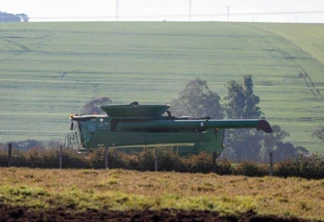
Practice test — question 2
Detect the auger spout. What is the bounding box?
[115,119,273,133]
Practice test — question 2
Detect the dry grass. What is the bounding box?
[0,168,323,220]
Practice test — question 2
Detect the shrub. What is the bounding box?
[183,153,213,173]
[275,154,324,179]
[214,158,233,175]
[137,148,156,171]
[0,149,8,167]
[233,161,268,177]
[1,146,323,179]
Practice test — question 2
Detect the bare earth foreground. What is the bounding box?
[0,205,309,222]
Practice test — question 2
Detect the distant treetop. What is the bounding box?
[0,11,29,22]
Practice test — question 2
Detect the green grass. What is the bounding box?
[1,22,324,152]
[0,168,323,220]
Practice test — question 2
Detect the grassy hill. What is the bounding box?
[0,22,324,153]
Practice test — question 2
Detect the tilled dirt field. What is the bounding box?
[0,205,311,222]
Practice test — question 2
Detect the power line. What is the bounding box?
[29,11,324,20]
[116,0,119,21]
[188,0,192,21]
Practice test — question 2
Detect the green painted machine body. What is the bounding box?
[68,102,272,156]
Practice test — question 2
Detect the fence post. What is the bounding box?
[154,149,158,171]
[212,151,217,173]
[8,143,12,167]
[105,147,109,169]
[269,152,273,177]
[59,145,63,169]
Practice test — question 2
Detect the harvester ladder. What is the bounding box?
[65,132,81,150]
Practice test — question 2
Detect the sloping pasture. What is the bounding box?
[0,22,324,152]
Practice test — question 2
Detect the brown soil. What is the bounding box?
[0,204,311,222]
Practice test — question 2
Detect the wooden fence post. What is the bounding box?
[105,147,109,169]
[269,152,273,176]
[212,151,217,173]
[8,143,12,167]
[59,145,63,169]
[154,149,158,172]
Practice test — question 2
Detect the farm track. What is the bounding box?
[0,205,310,222]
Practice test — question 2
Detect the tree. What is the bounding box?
[224,75,262,119]
[169,76,309,161]
[5,140,43,151]
[222,75,263,161]
[312,126,324,142]
[169,78,224,119]
[223,75,309,161]
[259,125,290,161]
[273,142,309,162]
[80,97,112,115]
[0,11,29,22]
[16,13,29,22]
[261,125,289,150]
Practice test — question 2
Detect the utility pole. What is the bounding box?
[116,0,119,21]
[226,5,232,22]
[189,0,192,21]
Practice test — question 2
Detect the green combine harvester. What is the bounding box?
[66,102,273,156]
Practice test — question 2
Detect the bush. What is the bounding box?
[0,149,8,166]
[137,148,156,171]
[1,146,323,179]
[214,158,233,175]
[275,154,324,179]
[233,161,268,177]
[183,153,213,173]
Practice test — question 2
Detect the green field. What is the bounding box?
[0,22,324,153]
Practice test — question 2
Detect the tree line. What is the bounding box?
[168,75,309,162]
[1,75,315,162]
[80,75,311,161]
[0,11,29,22]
